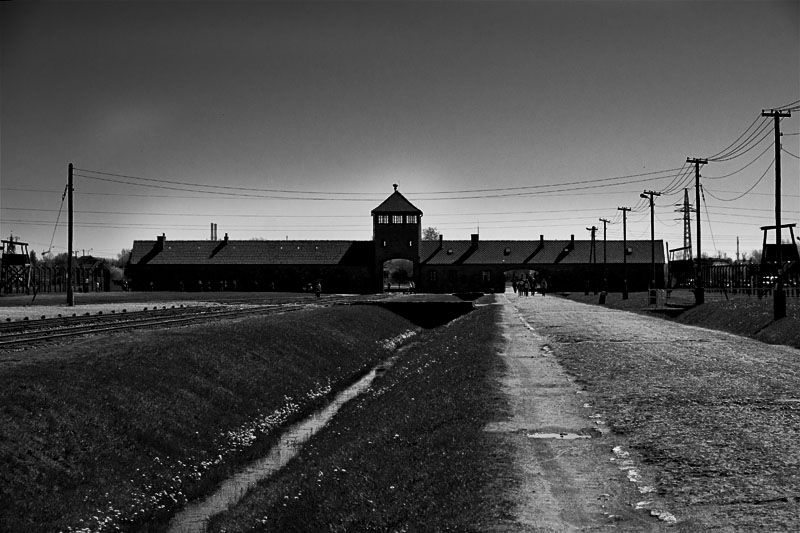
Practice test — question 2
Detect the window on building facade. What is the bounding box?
[482,270,492,282]
[377,215,389,224]
[406,215,417,224]
[408,240,413,247]
[392,215,403,224]
[428,270,438,281]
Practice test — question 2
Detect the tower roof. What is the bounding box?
[371,185,422,215]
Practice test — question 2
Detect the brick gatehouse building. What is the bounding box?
[127,186,665,293]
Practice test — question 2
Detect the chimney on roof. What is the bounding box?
[224,233,229,243]
[564,234,575,253]
[439,234,443,250]
[471,233,479,249]
[156,233,165,250]
[540,235,544,246]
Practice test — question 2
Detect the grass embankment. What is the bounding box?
[0,306,416,532]
[562,290,800,350]
[209,304,516,532]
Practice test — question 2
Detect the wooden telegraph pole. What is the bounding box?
[687,158,707,304]
[67,163,75,306]
[599,217,610,287]
[640,190,661,288]
[763,108,791,320]
[618,207,631,299]
[586,225,597,294]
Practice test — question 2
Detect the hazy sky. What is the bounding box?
[2,0,798,261]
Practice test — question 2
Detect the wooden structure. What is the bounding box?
[0,236,31,294]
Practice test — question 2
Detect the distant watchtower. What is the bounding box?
[1,234,31,294]
[372,185,422,289]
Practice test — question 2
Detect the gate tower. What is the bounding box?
[371,185,422,291]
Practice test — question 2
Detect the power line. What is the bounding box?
[74,166,687,198]
[705,114,765,161]
[701,157,775,202]
[707,118,774,162]
[783,147,800,160]
[772,98,800,110]
[700,185,718,253]
[660,163,695,195]
[73,173,384,201]
[45,184,68,255]
[703,140,773,179]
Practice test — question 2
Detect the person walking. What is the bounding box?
[541,277,548,296]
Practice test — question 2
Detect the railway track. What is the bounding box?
[0,294,391,350]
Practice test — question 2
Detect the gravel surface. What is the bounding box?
[514,293,800,531]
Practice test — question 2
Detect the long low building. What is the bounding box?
[127,186,665,294]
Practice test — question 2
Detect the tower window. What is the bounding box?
[377,215,389,224]
[406,215,417,224]
[392,215,403,224]
[408,240,413,247]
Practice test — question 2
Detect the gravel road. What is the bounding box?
[494,291,800,531]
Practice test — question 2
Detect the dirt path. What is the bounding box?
[486,292,671,531]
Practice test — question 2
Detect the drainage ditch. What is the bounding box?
[167,357,397,533]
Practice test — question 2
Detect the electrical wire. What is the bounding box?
[659,162,693,196]
[783,147,800,160]
[700,185,718,254]
[771,98,800,110]
[704,141,773,179]
[74,171,683,202]
[45,184,68,256]
[705,114,764,161]
[73,173,384,201]
[74,165,686,199]
[701,157,775,202]
[707,118,773,162]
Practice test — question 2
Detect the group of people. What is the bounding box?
[511,276,547,297]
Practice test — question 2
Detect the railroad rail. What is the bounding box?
[0,293,392,350]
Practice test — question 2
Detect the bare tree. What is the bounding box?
[113,249,132,268]
[422,227,440,241]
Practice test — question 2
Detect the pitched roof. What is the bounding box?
[129,239,372,266]
[371,189,422,215]
[420,239,664,266]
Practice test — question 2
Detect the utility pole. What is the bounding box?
[67,163,74,306]
[618,207,631,299]
[763,108,791,320]
[587,225,598,294]
[687,157,707,304]
[640,190,661,288]
[599,218,610,288]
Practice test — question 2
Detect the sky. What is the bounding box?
[1,0,799,262]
